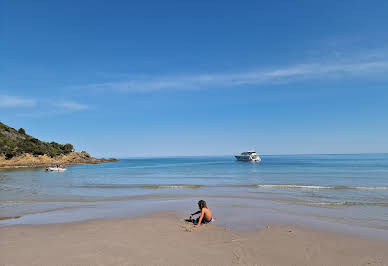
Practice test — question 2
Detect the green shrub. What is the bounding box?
[62,144,74,154]
[0,122,76,159]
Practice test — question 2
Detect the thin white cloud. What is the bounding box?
[0,95,36,108]
[75,59,388,93]
[55,101,89,111]
[0,95,89,117]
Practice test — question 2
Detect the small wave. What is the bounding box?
[254,184,388,190]
[307,201,388,207]
[148,185,202,189]
[73,184,202,189]
[351,186,388,190]
[255,184,330,189]
[72,183,388,191]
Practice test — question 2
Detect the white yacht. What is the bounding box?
[235,151,261,162]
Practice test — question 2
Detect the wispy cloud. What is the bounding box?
[0,95,36,108]
[0,95,89,117]
[55,101,89,111]
[74,58,388,93]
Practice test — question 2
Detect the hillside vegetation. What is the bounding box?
[0,122,74,159]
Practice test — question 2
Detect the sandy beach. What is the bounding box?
[1,211,387,266]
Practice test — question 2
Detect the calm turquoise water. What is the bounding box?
[1,154,388,237]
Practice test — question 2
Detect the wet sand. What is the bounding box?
[0,211,387,265]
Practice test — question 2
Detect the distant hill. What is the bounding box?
[0,122,74,159]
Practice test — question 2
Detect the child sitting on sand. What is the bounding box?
[190,200,213,228]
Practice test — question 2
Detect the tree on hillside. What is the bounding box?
[63,144,74,154]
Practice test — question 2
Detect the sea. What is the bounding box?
[1,154,388,239]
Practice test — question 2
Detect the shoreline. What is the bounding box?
[1,211,387,265]
[2,195,388,242]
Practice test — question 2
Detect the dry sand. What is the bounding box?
[0,211,387,265]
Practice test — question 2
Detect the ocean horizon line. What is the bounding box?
[109,152,388,160]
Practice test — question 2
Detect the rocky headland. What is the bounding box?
[0,122,117,169]
[0,151,118,169]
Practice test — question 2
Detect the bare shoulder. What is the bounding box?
[203,208,211,214]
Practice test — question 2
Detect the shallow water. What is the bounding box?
[1,154,388,238]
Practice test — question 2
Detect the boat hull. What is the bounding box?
[47,167,67,172]
[235,155,261,162]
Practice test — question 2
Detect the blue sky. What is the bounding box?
[1,0,388,157]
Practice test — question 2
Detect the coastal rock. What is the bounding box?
[0,152,118,169]
[0,122,118,169]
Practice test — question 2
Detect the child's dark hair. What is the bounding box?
[198,200,207,209]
